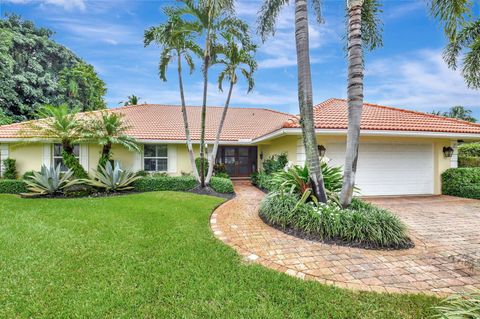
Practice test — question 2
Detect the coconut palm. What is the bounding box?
[177,0,250,188]
[205,34,257,184]
[258,0,328,203]
[340,0,382,207]
[144,8,202,180]
[84,111,140,169]
[121,95,141,106]
[430,0,480,89]
[22,104,87,178]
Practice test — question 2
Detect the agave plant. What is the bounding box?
[25,164,75,195]
[82,162,140,192]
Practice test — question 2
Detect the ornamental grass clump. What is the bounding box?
[259,192,412,249]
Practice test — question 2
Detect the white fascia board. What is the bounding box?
[251,128,480,143]
[137,139,254,145]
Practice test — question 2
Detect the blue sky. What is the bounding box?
[1,0,479,119]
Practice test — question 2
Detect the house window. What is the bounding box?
[144,144,168,172]
[53,144,80,171]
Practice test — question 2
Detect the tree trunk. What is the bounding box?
[294,0,328,203]
[200,32,211,188]
[206,81,234,184]
[340,0,364,208]
[177,51,200,181]
[102,142,112,159]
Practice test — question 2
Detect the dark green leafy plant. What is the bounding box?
[214,172,230,179]
[213,163,227,174]
[209,177,234,194]
[0,179,27,194]
[442,168,480,199]
[262,153,288,174]
[2,158,17,179]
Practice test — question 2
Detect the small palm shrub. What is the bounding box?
[81,162,140,192]
[25,165,75,195]
[2,158,17,179]
[435,292,480,318]
[259,192,412,249]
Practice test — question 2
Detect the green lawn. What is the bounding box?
[0,192,438,318]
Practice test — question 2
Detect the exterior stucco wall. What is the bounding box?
[9,143,44,175]
[258,135,298,170]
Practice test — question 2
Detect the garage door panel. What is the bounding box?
[327,143,434,196]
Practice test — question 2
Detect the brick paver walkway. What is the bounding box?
[211,181,480,296]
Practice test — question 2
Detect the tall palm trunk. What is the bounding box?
[206,81,234,184]
[340,0,364,208]
[200,32,211,188]
[177,51,200,180]
[294,0,328,203]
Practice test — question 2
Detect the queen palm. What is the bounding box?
[430,0,479,89]
[144,8,202,180]
[178,0,249,188]
[340,0,382,207]
[84,111,140,169]
[205,34,257,184]
[258,0,328,203]
[121,95,141,106]
[22,104,87,178]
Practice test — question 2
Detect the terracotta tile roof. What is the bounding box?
[0,104,293,141]
[1,99,479,141]
[283,98,480,134]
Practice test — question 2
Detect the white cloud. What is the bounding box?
[365,50,480,111]
[4,0,85,11]
[384,1,425,20]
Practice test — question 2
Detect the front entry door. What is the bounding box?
[218,146,257,177]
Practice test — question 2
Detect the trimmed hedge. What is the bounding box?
[459,156,480,168]
[458,142,480,157]
[133,176,198,192]
[210,177,234,194]
[0,179,28,194]
[442,168,480,199]
[259,193,412,249]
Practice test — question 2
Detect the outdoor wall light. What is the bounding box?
[318,145,326,157]
[443,146,454,158]
[260,151,264,160]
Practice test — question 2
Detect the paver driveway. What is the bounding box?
[211,181,480,296]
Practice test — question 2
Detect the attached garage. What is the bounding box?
[327,143,435,196]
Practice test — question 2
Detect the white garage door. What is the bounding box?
[327,143,434,196]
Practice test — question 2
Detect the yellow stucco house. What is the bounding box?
[1,98,480,196]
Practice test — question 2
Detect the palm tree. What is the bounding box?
[144,8,202,180]
[258,0,328,203]
[84,111,140,169]
[22,104,87,178]
[340,0,382,207]
[430,0,479,89]
[121,95,141,106]
[205,34,257,184]
[444,106,477,123]
[178,0,249,188]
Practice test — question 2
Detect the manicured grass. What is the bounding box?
[0,192,438,318]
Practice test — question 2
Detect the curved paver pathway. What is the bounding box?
[211,181,480,296]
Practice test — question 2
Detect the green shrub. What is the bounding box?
[214,172,230,179]
[62,151,88,178]
[133,175,198,192]
[458,142,480,157]
[209,177,234,194]
[459,156,480,167]
[213,163,227,174]
[259,193,412,249]
[22,171,36,180]
[0,179,28,194]
[262,153,288,174]
[2,158,17,179]
[195,157,209,177]
[442,168,480,199]
[435,292,480,318]
[135,170,149,177]
[251,171,277,192]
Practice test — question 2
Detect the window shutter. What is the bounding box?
[133,146,142,171]
[42,144,52,167]
[0,144,8,177]
[167,144,177,174]
[79,144,89,171]
[450,141,458,168]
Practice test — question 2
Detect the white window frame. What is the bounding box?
[53,144,80,172]
[143,144,168,172]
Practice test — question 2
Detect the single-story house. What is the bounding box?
[1,98,480,196]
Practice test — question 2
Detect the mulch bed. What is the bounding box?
[188,185,235,200]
